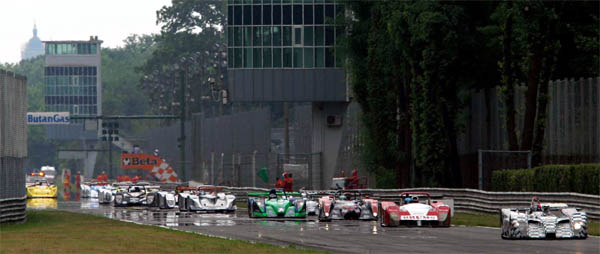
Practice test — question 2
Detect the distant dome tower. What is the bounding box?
[21,24,44,60]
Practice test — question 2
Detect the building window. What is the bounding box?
[263,27,272,46]
[293,48,302,67]
[253,48,262,68]
[227,1,344,69]
[283,48,292,67]
[293,5,302,25]
[263,48,272,68]
[283,26,292,46]
[304,26,313,46]
[273,48,282,67]
[303,48,313,68]
[282,5,291,24]
[273,26,282,46]
[293,26,303,46]
[263,5,271,25]
[254,27,262,46]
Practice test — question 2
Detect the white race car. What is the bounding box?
[301,190,320,216]
[147,191,178,209]
[178,186,236,213]
[80,181,110,198]
[501,197,588,239]
[113,183,160,207]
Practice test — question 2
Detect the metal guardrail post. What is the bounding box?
[210,152,215,185]
[478,149,483,190]
[252,150,257,187]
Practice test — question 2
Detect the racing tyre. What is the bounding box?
[378,204,386,227]
[318,207,330,222]
[248,200,254,218]
[179,198,187,212]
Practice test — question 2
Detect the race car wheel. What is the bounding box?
[318,207,330,222]
[440,212,451,227]
[179,198,187,211]
[378,204,386,227]
[248,200,254,218]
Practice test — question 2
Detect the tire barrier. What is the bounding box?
[0,196,27,223]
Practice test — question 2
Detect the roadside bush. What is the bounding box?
[492,164,600,195]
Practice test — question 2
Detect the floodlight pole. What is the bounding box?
[108,134,113,178]
[180,69,186,182]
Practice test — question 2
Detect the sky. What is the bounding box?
[0,0,172,64]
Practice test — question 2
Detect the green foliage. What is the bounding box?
[492,164,600,195]
[1,35,157,170]
[139,0,226,117]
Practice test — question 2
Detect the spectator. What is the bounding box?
[346,169,359,189]
[131,175,141,183]
[102,171,108,182]
[75,171,81,189]
[133,144,141,154]
[284,173,294,192]
[275,177,284,188]
[123,175,131,182]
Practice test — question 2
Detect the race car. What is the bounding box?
[26,179,58,198]
[300,190,320,216]
[248,189,306,218]
[379,192,451,227]
[113,183,160,207]
[500,197,588,239]
[148,190,178,209]
[318,191,378,221]
[98,183,121,204]
[178,186,236,212]
[80,180,110,198]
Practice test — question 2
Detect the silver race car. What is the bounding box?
[113,184,160,207]
[97,184,117,204]
[318,191,378,221]
[501,197,588,239]
[80,181,110,198]
[178,186,236,213]
[147,191,178,209]
[300,190,320,216]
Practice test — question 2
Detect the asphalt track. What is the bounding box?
[29,199,600,254]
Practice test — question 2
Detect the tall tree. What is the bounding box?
[493,1,598,165]
[139,0,227,117]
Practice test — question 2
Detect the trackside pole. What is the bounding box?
[252,150,257,187]
[478,149,483,190]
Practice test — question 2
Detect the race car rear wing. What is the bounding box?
[248,191,302,197]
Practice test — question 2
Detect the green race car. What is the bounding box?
[248,189,306,218]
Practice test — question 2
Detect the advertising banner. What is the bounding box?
[121,153,178,182]
[27,112,70,125]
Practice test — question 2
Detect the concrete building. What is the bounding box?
[226,0,348,189]
[21,24,44,60]
[43,37,103,178]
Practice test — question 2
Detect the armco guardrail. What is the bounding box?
[0,196,27,223]
[209,186,600,220]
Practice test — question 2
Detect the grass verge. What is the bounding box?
[0,210,324,254]
[452,212,600,236]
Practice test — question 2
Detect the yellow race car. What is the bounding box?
[26,180,58,198]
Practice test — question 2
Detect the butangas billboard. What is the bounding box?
[121,153,178,182]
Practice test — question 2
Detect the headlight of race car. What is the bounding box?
[115,195,123,203]
[399,206,407,212]
[573,222,583,230]
[147,195,154,203]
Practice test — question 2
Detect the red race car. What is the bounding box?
[379,192,451,227]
